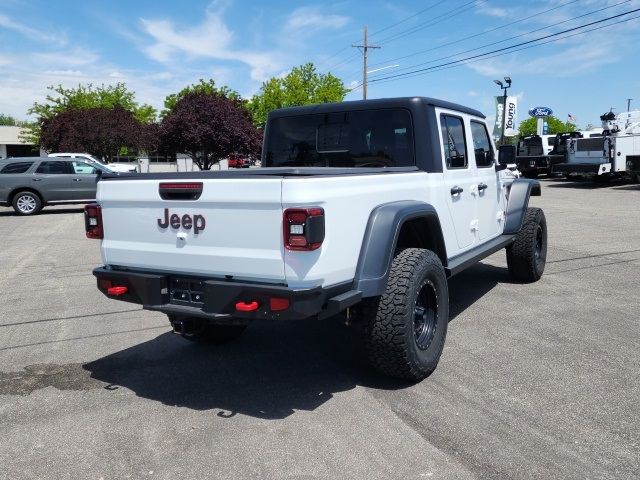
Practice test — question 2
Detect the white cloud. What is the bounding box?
[478,6,509,19]
[31,48,99,67]
[0,13,67,45]
[467,90,479,97]
[285,7,350,33]
[139,11,279,81]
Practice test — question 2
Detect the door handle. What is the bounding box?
[478,183,488,191]
[73,178,82,182]
[32,178,42,181]
[450,186,463,195]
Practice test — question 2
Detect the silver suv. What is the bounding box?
[0,157,115,215]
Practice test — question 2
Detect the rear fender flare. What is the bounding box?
[352,201,447,297]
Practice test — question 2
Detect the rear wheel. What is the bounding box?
[168,315,246,344]
[12,191,42,215]
[506,207,547,282]
[363,248,449,381]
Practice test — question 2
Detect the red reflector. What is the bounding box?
[288,235,307,247]
[235,301,259,312]
[107,286,128,296]
[270,297,290,311]
[159,182,203,190]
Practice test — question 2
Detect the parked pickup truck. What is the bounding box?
[86,97,546,381]
[515,132,581,178]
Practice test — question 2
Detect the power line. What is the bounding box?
[364,13,640,88]
[375,0,483,45]
[319,0,471,73]
[367,0,631,81]
[367,0,448,39]
[350,7,640,89]
[365,0,580,71]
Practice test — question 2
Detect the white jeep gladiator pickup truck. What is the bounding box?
[85,97,546,381]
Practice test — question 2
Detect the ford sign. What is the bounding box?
[528,107,553,118]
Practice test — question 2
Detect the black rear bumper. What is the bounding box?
[516,156,550,173]
[552,163,602,174]
[93,267,361,322]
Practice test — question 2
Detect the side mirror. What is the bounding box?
[497,145,516,170]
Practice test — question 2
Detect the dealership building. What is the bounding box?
[0,126,41,159]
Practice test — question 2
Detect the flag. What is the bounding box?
[493,95,518,138]
[568,113,577,123]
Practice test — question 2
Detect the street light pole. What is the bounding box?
[494,77,512,146]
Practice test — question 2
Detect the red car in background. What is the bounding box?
[228,156,250,168]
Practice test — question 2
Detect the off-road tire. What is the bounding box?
[12,190,43,215]
[363,248,449,381]
[169,315,246,344]
[506,207,547,282]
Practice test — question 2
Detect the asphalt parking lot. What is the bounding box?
[1,178,639,480]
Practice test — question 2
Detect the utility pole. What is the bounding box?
[352,26,380,100]
[627,98,632,112]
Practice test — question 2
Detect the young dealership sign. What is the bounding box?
[494,96,518,138]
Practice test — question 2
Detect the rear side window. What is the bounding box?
[470,121,494,168]
[264,109,415,167]
[0,161,34,174]
[440,115,467,169]
[72,161,97,174]
[36,161,72,174]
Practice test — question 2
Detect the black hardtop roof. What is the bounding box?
[267,96,485,120]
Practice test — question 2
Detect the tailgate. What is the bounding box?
[98,176,285,283]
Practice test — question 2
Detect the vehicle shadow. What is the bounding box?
[83,262,510,419]
[448,262,513,321]
[0,207,84,217]
[543,177,629,189]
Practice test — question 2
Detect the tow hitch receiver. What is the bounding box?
[171,319,185,335]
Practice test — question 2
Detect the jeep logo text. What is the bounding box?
[157,208,206,234]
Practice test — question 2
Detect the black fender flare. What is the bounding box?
[352,201,447,297]
[503,179,541,234]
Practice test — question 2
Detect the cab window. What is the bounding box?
[470,121,494,168]
[440,115,467,169]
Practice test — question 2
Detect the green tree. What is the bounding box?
[24,83,156,146]
[248,63,348,128]
[162,79,241,117]
[518,115,576,137]
[0,114,17,126]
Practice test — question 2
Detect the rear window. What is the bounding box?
[577,138,605,151]
[0,161,34,174]
[264,109,414,167]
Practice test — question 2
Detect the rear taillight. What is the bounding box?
[84,204,103,239]
[283,207,324,251]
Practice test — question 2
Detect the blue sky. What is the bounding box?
[1,0,639,130]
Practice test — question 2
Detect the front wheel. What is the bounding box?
[363,248,449,381]
[12,191,42,215]
[506,207,547,282]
